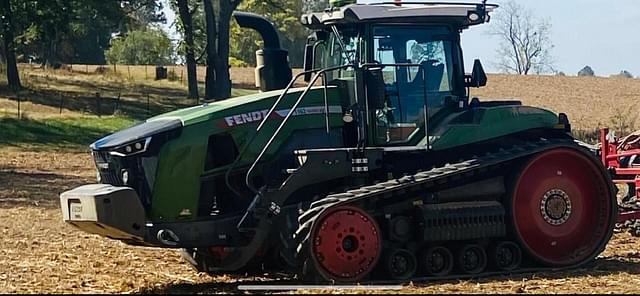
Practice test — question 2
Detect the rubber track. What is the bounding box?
[293,138,614,283]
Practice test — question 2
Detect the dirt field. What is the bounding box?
[470,74,640,138]
[1,69,640,294]
[2,147,640,294]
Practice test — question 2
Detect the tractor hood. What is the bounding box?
[151,88,295,126]
[91,118,182,150]
[91,86,339,151]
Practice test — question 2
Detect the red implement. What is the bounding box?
[599,128,640,223]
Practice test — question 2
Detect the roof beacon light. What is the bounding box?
[468,12,480,22]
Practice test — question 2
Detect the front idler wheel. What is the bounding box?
[382,248,417,280]
[307,205,382,282]
[419,246,454,276]
[456,244,487,274]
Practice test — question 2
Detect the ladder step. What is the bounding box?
[285,168,297,174]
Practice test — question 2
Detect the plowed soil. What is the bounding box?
[2,148,640,294]
[2,73,640,294]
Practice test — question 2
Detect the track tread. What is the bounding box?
[293,138,617,283]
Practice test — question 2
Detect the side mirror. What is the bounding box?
[364,67,386,110]
[465,59,487,87]
[303,31,329,82]
[303,43,314,82]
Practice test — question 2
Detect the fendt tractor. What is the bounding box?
[59,1,640,283]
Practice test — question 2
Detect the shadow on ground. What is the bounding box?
[0,75,194,120]
[0,117,129,149]
[135,257,640,294]
[0,168,91,209]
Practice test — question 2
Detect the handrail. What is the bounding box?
[226,61,430,197]
[223,63,353,197]
[244,64,355,195]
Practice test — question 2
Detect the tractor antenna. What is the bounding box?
[480,0,488,22]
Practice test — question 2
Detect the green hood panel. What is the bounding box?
[426,105,559,150]
[149,87,340,127]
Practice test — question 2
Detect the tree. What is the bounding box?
[578,66,594,77]
[490,0,554,75]
[120,0,167,31]
[175,0,199,100]
[0,0,20,90]
[105,28,175,65]
[614,70,634,79]
[7,0,164,66]
[203,0,243,101]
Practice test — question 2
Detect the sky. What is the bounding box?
[161,0,640,76]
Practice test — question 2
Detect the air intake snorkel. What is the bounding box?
[232,11,293,92]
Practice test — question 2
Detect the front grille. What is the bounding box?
[93,151,123,185]
[92,150,153,208]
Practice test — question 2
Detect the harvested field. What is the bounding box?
[471,74,640,140]
[1,70,640,293]
[2,146,640,294]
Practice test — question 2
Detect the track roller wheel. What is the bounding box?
[382,248,417,280]
[419,246,454,276]
[307,205,381,282]
[489,241,522,271]
[511,147,615,266]
[455,244,487,274]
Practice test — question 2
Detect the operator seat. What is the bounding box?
[413,59,445,91]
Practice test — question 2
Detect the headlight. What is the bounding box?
[121,169,130,185]
[108,137,151,157]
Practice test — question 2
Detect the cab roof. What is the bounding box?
[301,2,498,30]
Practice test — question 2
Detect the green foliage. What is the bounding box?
[611,70,634,79]
[229,56,249,67]
[7,0,165,65]
[609,103,639,137]
[169,0,327,67]
[105,28,175,65]
[578,65,595,77]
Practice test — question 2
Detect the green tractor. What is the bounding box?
[60,1,617,282]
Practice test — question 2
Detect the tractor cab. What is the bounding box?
[300,2,493,147]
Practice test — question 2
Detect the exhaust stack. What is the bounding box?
[233,11,293,92]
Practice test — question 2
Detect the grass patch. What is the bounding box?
[231,88,258,97]
[0,116,136,150]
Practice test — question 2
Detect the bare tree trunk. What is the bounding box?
[203,0,240,101]
[177,0,199,100]
[0,0,20,90]
[203,0,218,100]
[214,1,233,100]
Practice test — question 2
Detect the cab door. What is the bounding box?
[366,25,458,147]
